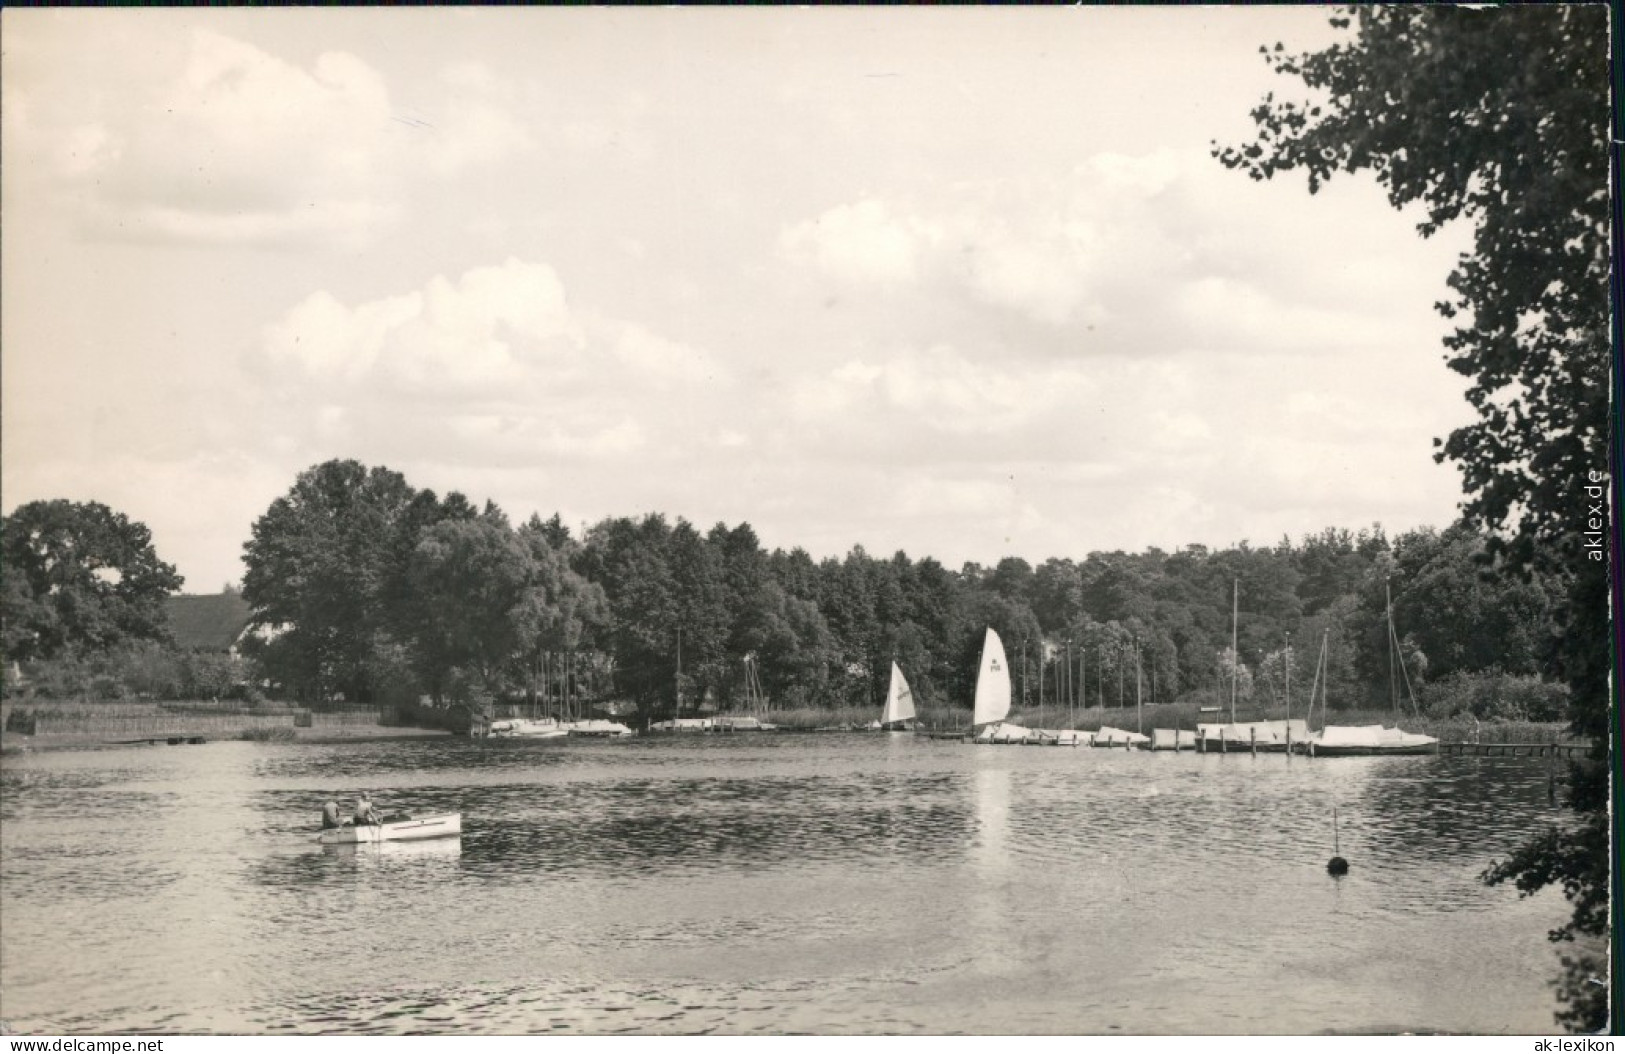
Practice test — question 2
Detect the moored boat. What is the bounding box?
[1025,728,1086,746]
[1091,726,1150,749]
[1302,724,1439,756]
[318,812,462,845]
[488,718,568,739]
[650,717,714,732]
[1196,719,1305,753]
[1148,728,1196,751]
[974,721,1031,744]
[565,719,635,738]
[716,715,779,732]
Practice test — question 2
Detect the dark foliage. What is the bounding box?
[1216,6,1612,1030]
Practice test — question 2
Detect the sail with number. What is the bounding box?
[880,661,917,727]
[972,628,1012,727]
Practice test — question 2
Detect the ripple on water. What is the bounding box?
[1,736,1572,1035]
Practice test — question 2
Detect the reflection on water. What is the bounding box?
[0,736,1573,1035]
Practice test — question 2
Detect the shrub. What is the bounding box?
[240,726,296,742]
[1421,669,1568,722]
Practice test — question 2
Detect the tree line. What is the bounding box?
[229,460,1565,723]
[6,461,1568,727]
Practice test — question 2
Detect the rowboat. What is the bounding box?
[317,813,462,845]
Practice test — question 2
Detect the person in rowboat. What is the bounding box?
[354,792,381,827]
[321,798,342,830]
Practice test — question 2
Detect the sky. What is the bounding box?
[1,7,1477,593]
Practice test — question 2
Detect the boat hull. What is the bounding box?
[318,813,462,844]
[1301,742,1440,757]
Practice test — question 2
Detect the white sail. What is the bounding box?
[881,661,917,725]
[972,627,1012,727]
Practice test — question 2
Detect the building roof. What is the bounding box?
[165,592,254,652]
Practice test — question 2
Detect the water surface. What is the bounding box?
[0,734,1572,1034]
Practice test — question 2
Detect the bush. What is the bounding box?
[1420,669,1568,722]
[240,726,296,742]
[17,645,259,703]
[387,699,471,733]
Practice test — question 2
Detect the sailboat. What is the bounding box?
[871,661,918,731]
[1194,579,1300,753]
[1297,603,1439,757]
[971,628,1029,744]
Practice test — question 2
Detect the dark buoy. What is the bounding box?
[1327,805,1349,875]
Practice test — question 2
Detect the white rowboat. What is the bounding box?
[317,812,462,845]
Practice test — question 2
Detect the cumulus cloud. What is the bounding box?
[7,28,529,247]
[254,257,730,472]
[780,199,930,284]
[264,259,583,393]
[777,148,1460,360]
[794,345,1096,435]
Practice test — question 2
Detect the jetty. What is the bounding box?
[1438,741,1587,758]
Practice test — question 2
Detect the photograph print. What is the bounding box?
[0,5,1614,1037]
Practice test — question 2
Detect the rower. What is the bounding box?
[355,791,380,826]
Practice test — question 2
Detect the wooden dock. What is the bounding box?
[1438,741,1588,758]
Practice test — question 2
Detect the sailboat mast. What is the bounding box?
[1080,643,1087,715]
[1135,638,1143,734]
[1386,576,1399,716]
[1067,639,1075,728]
[1230,578,1239,724]
[1318,628,1329,730]
[1284,632,1292,723]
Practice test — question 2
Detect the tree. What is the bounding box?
[1217,6,1611,1030]
[512,518,609,715]
[241,460,426,703]
[1353,527,1557,689]
[1,499,183,662]
[579,514,681,714]
[406,518,532,702]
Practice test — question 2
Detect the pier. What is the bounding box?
[1438,741,1588,758]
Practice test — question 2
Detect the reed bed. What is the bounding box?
[308,709,385,727]
[4,704,301,736]
[2,701,168,719]
[240,726,297,742]
[32,713,299,735]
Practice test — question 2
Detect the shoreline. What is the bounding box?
[0,724,455,755]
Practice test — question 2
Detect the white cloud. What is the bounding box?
[601,319,720,381]
[780,199,928,284]
[264,258,583,394]
[251,257,731,475]
[8,28,530,248]
[1,9,1476,591]
[777,147,1462,358]
[795,346,1096,438]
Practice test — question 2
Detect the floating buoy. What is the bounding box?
[1327,805,1349,875]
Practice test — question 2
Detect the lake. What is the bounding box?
[0,733,1573,1035]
